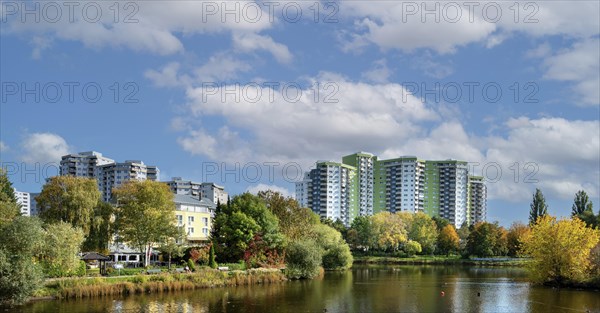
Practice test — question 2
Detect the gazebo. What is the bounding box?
[81,252,111,275]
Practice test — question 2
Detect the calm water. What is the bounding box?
[16,265,600,313]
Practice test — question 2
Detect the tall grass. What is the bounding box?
[47,268,286,299]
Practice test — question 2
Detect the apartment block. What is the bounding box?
[468,176,487,225]
[96,160,159,202]
[13,189,30,216]
[342,152,375,216]
[297,152,485,228]
[165,177,203,196]
[29,192,40,216]
[296,161,358,226]
[60,151,114,178]
[200,182,228,205]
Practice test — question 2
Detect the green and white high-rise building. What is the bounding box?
[297,152,486,227]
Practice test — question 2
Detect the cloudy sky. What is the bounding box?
[1,1,598,226]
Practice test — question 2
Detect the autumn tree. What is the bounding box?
[36,176,100,235]
[529,188,548,226]
[506,222,530,257]
[523,215,600,285]
[113,180,178,267]
[437,224,460,256]
[371,212,408,252]
[257,190,320,241]
[408,212,438,254]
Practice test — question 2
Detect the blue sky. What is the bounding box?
[1,1,599,226]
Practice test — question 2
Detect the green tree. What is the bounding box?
[309,224,353,270]
[523,215,600,285]
[408,212,438,254]
[36,176,100,235]
[208,243,218,269]
[529,188,548,226]
[372,212,408,252]
[466,222,507,257]
[404,240,422,256]
[572,190,593,216]
[82,201,115,254]
[113,180,178,267]
[257,190,320,241]
[285,240,323,279]
[349,215,375,251]
[432,215,450,232]
[437,224,460,256]
[40,222,85,277]
[0,216,44,305]
[506,222,530,257]
[0,169,20,225]
[212,193,284,263]
[158,227,187,270]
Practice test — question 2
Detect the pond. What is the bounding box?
[18,265,600,313]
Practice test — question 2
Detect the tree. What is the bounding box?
[113,180,178,267]
[523,215,600,285]
[212,193,284,263]
[158,227,187,270]
[0,169,20,225]
[36,176,100,235]
[258,190,320,241]
[437,224,460,256]
[40,222,85,277]
[408,212,438,254]
[209,243,218,269]
[82,201,115,254]
[371,212,408,252]
[506,222,530,257]
[432,215,450,232]
[572,190,593,216]
[0,216,44,305]
[404,240,422,256]
[465,222,507,257]
[285,240,323,279]
[349,215,375,251]
[529,188,548,226]
[308,224,353,270]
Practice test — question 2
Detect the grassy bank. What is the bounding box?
[353,255,530,267]
[35,268,286,300]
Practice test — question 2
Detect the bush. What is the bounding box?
[285,240,322,279]
[209,244,218,269]
[76,261,87,277]
[187,259,196,272]
[322,244,353,270]
[404,240,422,257]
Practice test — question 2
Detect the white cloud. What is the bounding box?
[20,133,70,164]
[0,141,8,153]
[410,53,454,79]
[232,32,293,64]
[179,74,438,165]
[542,38,600,106]
[3,1,272,56]
[361,59,391,83]
[246,184,293,198]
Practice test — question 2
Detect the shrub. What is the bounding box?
[209,244,218,269]
[76,261,87,277]
[322,243,353,270]
[187,259,196,272]
[404,240,422,257]
[285,240,322,279]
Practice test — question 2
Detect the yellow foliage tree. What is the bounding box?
[523,215,600,285]
[437,224,460,256]
[371,212,408,252]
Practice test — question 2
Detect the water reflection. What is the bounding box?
[17,266,600,313]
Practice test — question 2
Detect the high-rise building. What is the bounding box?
[59,152,159,203]
[164,177,203,196]
[342,152,375,216]
[96,160,159,202]
[13,189,30,216]
[468,176,487,225]
[200,182,228,205]
[374,157,425,214]
[297,152,485,228]
[296,161,357,226]
[60,151,115,178]
[29,192,40,216]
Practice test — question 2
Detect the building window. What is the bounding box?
[202,217,208,226]
[176,215,182,226]
[202,228,208,235]
[188,216,194,225]
[188,227,194,234]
